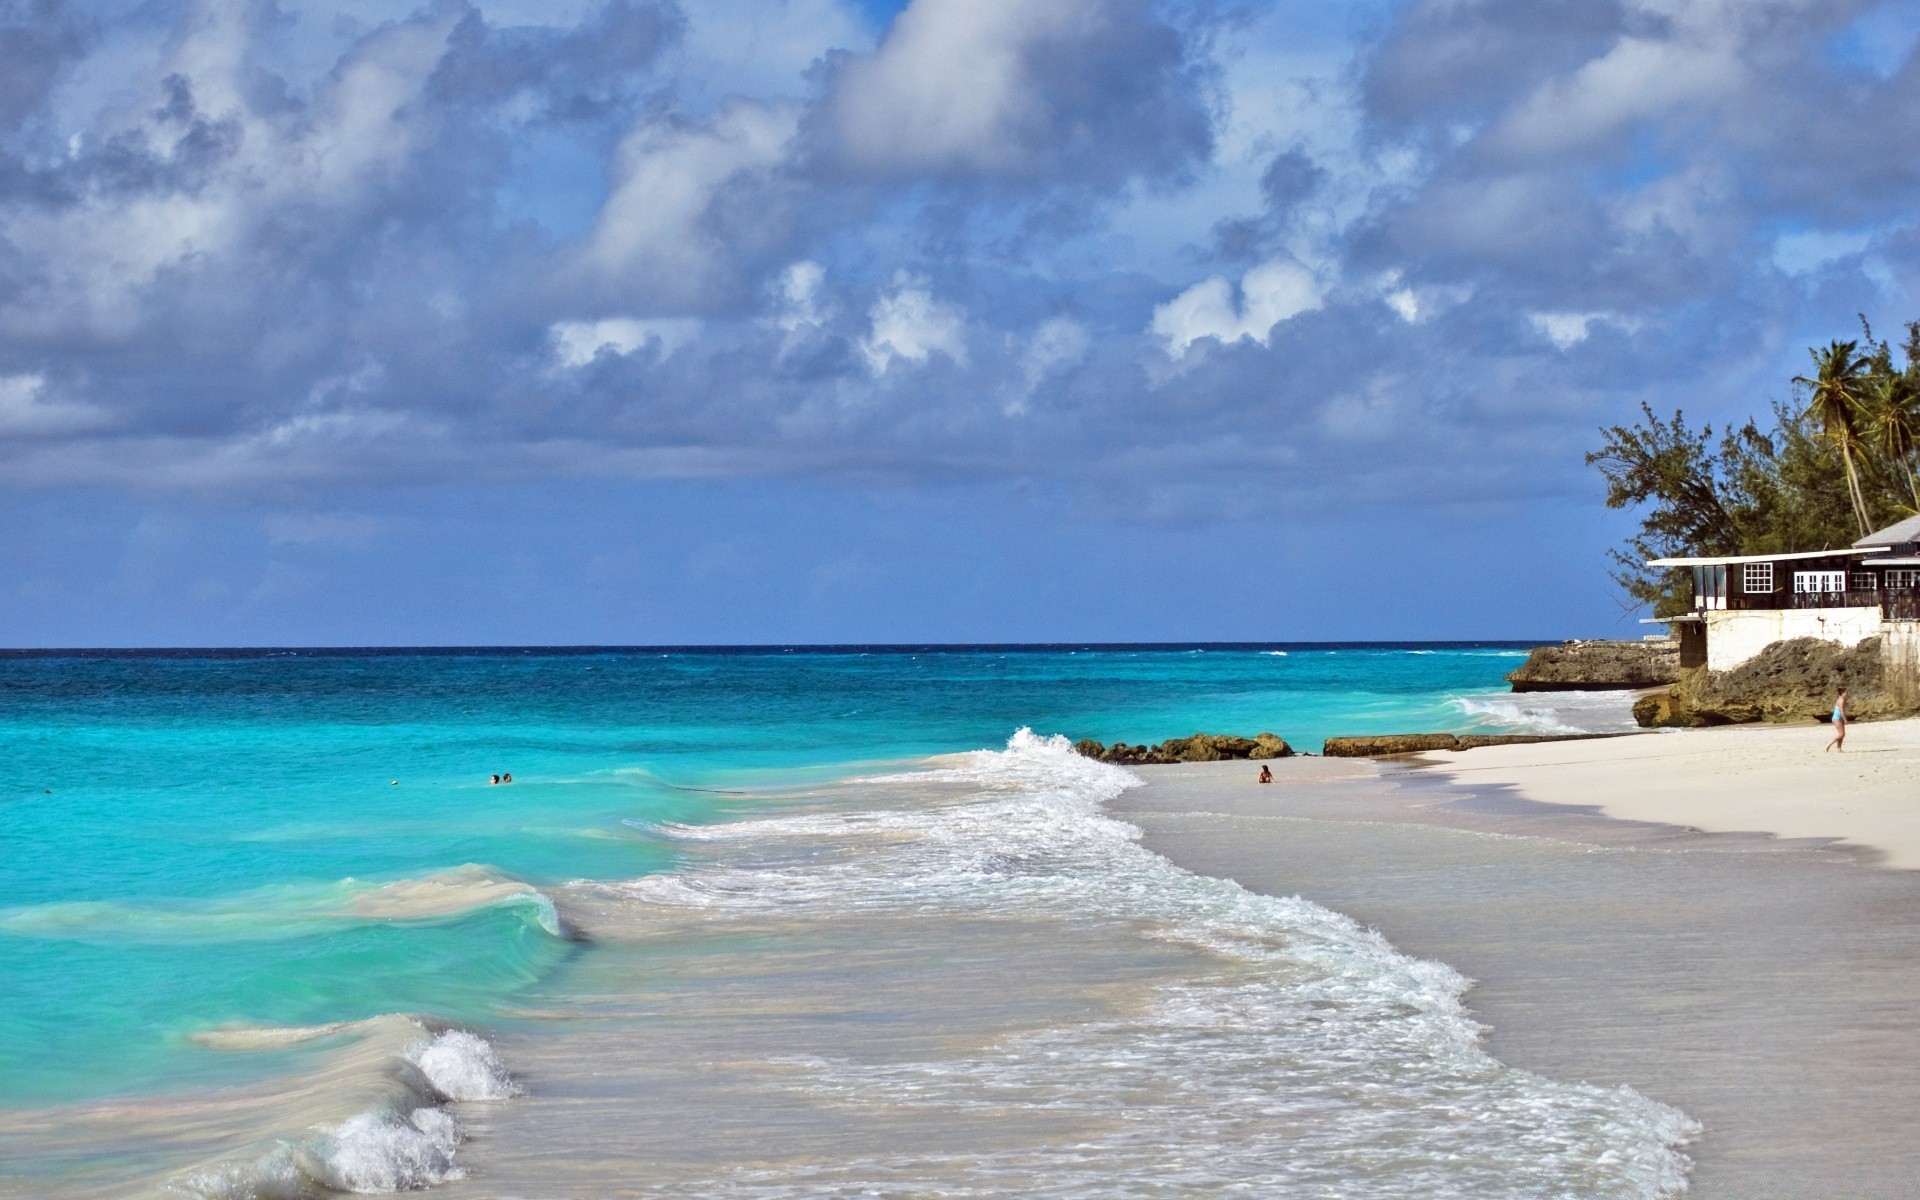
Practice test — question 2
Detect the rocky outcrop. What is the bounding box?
[1074,732,1292,765]
[1633,636,1905,727]
[1322,732,1628,757]
[1507,639,1681,692]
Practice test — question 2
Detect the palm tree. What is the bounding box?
[1795,339,1874,537]
[1865,371,1920,511]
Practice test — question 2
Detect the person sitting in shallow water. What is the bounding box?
[1257,764,1273,784]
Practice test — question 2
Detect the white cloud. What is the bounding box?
[0,374,109,436]
[582,100,798,295]
[1772,229,1873,276]
[1008,315,1091,414]
[1491,27,1742,156]
[551,318,704,367]
[0,6,463,342]
[775,261,827,334]
[829,0,1093,175]
[1529,311,1641,349]
[861,278,968,374]
[1151,259,1322,359]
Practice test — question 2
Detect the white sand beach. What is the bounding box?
[1117,738,1920,1198]
[1424,718,1920,869]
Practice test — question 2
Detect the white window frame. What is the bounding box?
[1852,572,1878,591]
[1889,569,1920,590]
[1794,570,1846,594]
[1742,562,1774,593]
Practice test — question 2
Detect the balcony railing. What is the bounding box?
[1886,591,1920,620]
[1717,588,1920,617]
[1724,590,1877,611]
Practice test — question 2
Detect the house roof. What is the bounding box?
[1855,515,1920,547]
[1645,548,1887,567]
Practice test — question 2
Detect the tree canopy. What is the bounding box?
[1589,319,1920,616]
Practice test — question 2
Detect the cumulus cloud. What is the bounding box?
[819,0,1210,186]
[861,277,967,374]
[551,318,703,366]
[1152,260,1323,359]
[578,99,800,308]
[0,0,1912,531]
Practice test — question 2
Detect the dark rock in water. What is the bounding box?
[1633,636,1904,728]
[1507,640,1680,692]
[1073,732,1292,765]
[1323,732,1631,757]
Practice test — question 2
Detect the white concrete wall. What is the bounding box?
[1703,607,1883,672]
[1883,619,1920,705]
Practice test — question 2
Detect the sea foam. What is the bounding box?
[620,727,1700,1197]
[174,1024,519,1200]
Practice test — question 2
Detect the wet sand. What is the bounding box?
[1115,754,1920,1197]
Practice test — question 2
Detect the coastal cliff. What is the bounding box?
[1507,639,1681,692]
[1632,636,1902,727]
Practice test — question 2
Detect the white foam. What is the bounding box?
[600,726,1699,1196]
[1450,689,1641,735]
[320,1108,463,1192]
[409,1029,521,1101]
[173,1025,517,1199]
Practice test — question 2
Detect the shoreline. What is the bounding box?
[1113,748,1920,1197]
[1420,717,1920,869]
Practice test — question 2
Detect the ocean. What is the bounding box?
[0,644,1684,1198]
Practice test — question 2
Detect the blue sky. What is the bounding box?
[2,0,1919,645]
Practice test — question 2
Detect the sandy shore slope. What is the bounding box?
[1115,751,1920,1198]
[1424,718,1920,868]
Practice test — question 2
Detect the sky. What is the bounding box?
[3,0,1920,646]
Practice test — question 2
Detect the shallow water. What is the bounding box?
[0,645,1670,1196]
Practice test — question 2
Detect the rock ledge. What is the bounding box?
[1633,636,1904,727]
[1507,639,1680,692]
[1322,732,1630,757]
[1074,733,1292,765]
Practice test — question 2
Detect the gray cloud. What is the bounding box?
[810,0,1212,188]
[0,0,1913,543]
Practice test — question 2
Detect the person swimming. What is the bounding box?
[489,774,501,785]
[501,772,513,784]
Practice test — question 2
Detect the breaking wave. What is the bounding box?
[176,1020,519,1199]
[1449,690,1641,736]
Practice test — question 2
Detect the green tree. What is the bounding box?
[1793,339,1874,537]
[1586,405,1739,616]
[1862,371,1920,511]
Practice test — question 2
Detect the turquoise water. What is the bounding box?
[0,644,1560,1110]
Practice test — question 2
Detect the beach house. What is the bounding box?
[1649,516,1920,683]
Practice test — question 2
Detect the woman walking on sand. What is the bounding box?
[1826,687,1849,752]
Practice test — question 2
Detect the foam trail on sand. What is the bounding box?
[611,728,1699,1197]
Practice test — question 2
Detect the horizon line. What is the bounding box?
[0,640,1559,658]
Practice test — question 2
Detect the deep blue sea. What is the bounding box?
[0,645,1677,1199]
